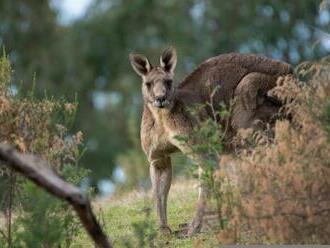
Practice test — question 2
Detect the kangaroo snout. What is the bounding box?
[155,96,166,103]
[154,96,169,108]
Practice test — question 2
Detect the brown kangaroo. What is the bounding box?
[129,47,293,236]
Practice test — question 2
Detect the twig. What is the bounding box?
[222,98,234,142]
[6,169,14,248]
[0,143,112,248]
[0,228,7,241]
[206,85,220,122]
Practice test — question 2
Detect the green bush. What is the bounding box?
[12,166,90,248]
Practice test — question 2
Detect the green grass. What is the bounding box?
[72,180,219,247]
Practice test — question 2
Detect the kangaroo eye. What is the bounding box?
[145,82,152,88]
[165,79,172,88]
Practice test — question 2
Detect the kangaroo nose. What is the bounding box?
[155,96,166,103]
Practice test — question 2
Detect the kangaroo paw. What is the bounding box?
[187,217,203,236]
[178,222,189,229]
[159,225,172,235]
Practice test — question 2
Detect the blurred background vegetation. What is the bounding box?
[0,0,329,192]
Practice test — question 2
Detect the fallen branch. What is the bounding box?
[0,143,112,248]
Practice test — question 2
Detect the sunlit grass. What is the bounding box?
[72,180,218,247]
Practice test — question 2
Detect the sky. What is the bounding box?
[52,0,94,25]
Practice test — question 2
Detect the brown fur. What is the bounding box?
[129,47,293,236]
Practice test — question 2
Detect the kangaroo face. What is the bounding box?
[142,66,174,108]
[130,47,177,109]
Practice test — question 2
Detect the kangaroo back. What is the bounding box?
[209,53,293,76]
[178,53,293,104]
[178,53,293,90]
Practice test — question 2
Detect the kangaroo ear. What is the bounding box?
[160,47,177,74]
[129,53,152,77]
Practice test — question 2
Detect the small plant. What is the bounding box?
[121,201,158,248]
[175,87,235,232]
[10,165,90,248]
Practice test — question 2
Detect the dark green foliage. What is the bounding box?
[11,166,90,248]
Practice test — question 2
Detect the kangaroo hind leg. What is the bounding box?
[187,164,209,236]
[150,156,172,234]
[232,72,280,130]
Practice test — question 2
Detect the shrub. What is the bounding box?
[217,56,330,244]
[0,54,89,247]
[174,90,234,232]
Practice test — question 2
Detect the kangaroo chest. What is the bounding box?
[151,110,178,152]
[141,108,180,159]
[152,122,173,151]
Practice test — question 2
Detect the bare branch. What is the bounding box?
[0,143,112,248]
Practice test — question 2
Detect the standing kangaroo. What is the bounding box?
[129,47,292,236]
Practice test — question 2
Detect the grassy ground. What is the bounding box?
[72,180,219,247]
